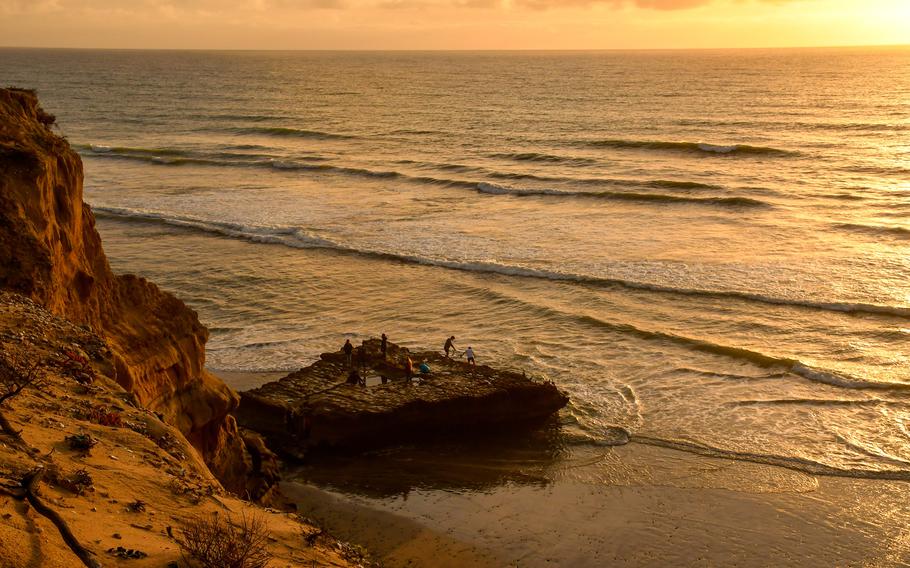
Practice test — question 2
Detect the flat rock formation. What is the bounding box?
[0,88,264,496]
[236,339,569,458]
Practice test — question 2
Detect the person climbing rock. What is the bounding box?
[444,336,456,358]
[343,339,353,368]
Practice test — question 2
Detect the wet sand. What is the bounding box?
[284,440,910,567]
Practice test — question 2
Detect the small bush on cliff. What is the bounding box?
[176,512,272,568]
[0,356,46,438]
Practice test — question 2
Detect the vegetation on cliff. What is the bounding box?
[0,292,367,567]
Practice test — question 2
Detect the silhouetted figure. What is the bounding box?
[444,336,456,358]
[465,346,476,366]
[381,333,388,359]
[343,339,353,368]
[347,369,364,386]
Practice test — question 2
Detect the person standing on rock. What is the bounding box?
[381,333,388,360]
[343,339,353,368]
[360,340,368,370]
[444,336,456,358]
[464,346,476,366]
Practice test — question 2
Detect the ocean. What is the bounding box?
[3,47,910,565]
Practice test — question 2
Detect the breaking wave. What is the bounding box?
[91,206,910,321]
[832,222,910,240]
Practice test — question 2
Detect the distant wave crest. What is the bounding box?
[228,126,358,140]
[489,151,599,166]
[577,138,798,157]
[476,182,769,208]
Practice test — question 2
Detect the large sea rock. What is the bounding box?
[236,338,570,459]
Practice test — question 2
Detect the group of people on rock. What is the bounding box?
[340,333,477,387]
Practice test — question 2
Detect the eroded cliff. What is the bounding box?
[0,87,266,497]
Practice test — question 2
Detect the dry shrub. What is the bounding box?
[176,512,273,568]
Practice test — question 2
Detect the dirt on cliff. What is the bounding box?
[0,291,368,568]
[0,87,263,497]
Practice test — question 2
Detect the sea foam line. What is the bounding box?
[629,434,910,480]
[91,206,910,322]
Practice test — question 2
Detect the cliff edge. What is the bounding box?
[0,88,264,497]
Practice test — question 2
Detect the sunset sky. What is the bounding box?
[0,0,908,50]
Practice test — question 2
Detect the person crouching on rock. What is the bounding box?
[464,346,476,366]
[343,339,353,368]
[444,336,456,358]
[404,356,414,383]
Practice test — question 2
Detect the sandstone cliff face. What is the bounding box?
[0,88,263,497]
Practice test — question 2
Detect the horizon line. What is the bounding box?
[1,43,908,53]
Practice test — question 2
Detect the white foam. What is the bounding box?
[91,205,910,321]
[270,159,299,170]
[790,363,909,391]
[697,143,738,153]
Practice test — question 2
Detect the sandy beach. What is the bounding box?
[284,441,910,567]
